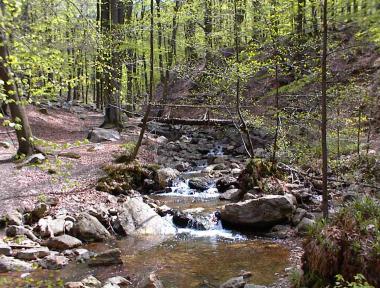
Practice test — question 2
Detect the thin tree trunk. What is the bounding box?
[132,0,155,160]
[0,4,34,156]
[321,0,329,219]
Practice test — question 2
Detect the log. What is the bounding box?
[147,117,234,126]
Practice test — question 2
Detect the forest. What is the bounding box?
[0,0,379,287]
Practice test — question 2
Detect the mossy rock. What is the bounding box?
[96,161,160,195]
[238,158,279,192]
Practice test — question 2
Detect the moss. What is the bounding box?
[96,161,160,195]
[238,158,282,192]
[302,197,380,287]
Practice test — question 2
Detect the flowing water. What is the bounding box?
[1,163,291,287]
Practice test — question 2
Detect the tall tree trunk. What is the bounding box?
[100,0,125,128]
[321,0,329,219]
[132,0,155,160]
[0,4,34,156]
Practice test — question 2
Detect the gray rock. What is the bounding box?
[157,168,180,188]
[72,212,111,242]
[104,276,131,287]
[244,285,267,288]
[220,194,296,228]
[3,210,23,226]
[0,255,35,272]
[0,243,12,256]
[188,177,209,191]
[38,254,69,270]
[296,217,316,234]
[292,208,307,226]
[31,203,49,220]
[118,197,176,236]
[36,217,73,238]
[21,153,46,165]
[16,247,51,260]
[46,235,82,251]
[219,276,246,288]
[74,248,92,262]
[219,189,243,201]
[81,275,102,288]
[216,176,238,192]
[6,225,40,242]
[172,211,207,230]
[88,248,123,267]
[88,128,121,143]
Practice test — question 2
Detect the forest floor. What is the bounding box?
[0,105,147,215]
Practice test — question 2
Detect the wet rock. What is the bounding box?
[88,248,123,267]
[156,205,174,217]
[74,248,92,262]
[104,276,131,287]
[81,275,102,288]
[16,247,51,260]
[0,255,35,272]
[175,162,191,172]
[216,176,238,193]
[6,225,40,242]
[72,212,111,242]
[220,194,296,228]
[3,210,23,226]
[188,177,209,191]
[143,179,157,191]
[219,189,243,201]
[118,197,176,236]
[38,254,69,270]
[0,243,12,256]
[296,217,315,234]
[172,211,206,230]
[46,234,82,251]
[157,168,180,188]
[88,128,121,143]
[219,276,246,288]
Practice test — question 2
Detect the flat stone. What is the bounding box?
[6,225,40,242]
[16,247,51,260]
[88,128,120,143]
[0,255,35,272]
[38,254,69,270]
[88,248,123,267]
[219,189,243,201]
[0,243,12,256]
[46,235,82,251]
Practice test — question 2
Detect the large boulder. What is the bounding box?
[118,197,176,236]
[220,194,296,228]
[0,255,35,272]
[72,213,111,242]
[88,128,121,143]
[219,189,243,201]
[157,168,180,188]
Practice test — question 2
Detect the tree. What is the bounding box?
[0,1,34,156]
[321,0,329,218]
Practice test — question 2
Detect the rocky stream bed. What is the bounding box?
[0,122,328,288]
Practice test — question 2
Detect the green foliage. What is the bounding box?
[334,274,375,288]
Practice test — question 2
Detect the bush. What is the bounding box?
[302,197,380,287]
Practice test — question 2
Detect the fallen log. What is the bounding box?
[147,117,234,126]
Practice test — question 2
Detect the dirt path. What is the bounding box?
[0,105,144,214]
